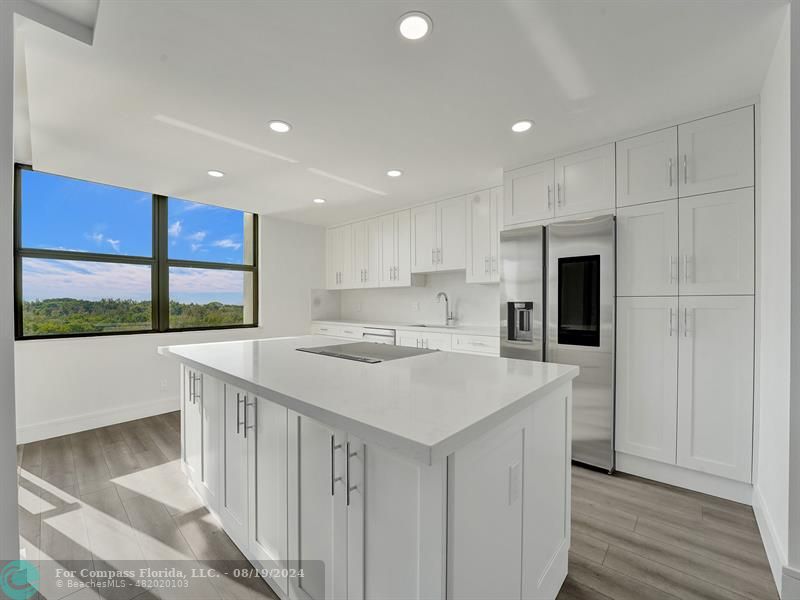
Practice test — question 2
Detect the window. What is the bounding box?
[14,166,258,339]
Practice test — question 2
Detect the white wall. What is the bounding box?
[1,0,19,560]
[339,271,498,326]
[14,216,325,443]
[788,0,800,589]
[754,5,792,593]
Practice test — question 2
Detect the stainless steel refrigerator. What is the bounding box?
[499,215,615,472]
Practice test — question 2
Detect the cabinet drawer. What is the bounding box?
[311,323,364,339]
[452,334,500,355]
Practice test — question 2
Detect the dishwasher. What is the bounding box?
[361,327,396,345]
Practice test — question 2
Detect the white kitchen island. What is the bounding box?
[159,336,578,600]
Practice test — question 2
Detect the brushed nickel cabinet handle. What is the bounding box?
[236,392,241,435]
[547,184,552,209]
[331,434,342,496]
[683,154,688,185]
[669,308,674,337]
[346,441,358,506]
[683,307,689,337]
[668,157,673,188]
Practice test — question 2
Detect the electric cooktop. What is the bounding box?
[296,342,436,363]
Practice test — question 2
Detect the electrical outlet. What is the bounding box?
[412,301,420,311]
[160,379,169,392]
[355,302,362,312]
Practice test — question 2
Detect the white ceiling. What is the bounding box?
[17,0,788,226]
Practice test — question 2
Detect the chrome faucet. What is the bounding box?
[436,292,455,326]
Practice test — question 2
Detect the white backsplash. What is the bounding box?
[338,271,499,326]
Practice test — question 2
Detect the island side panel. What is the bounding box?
[447,384,572,600]
[522,384,572,599]
[362,443,447,600]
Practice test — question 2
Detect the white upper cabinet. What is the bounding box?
[617,200,679,296]
[677,296,754,483]
[326,224,354,290]
[616,297,678,464]
[437,195,467,270]
[503,160,554,226]
[410,203,437,273]
[379,209,411,287]
[678,188,754,295]
[353,218,380,288]
[554,143,615,217]
[411,196,466,273]
[616,127,678,207]
[466,188,502,283]
[678,106,754,198]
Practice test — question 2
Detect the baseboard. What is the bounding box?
[782,565,800,599]
[752,486,787,596]
[16,397,180,443]
[616,453,753,504]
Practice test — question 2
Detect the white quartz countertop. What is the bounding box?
[159,336,578,463]
[312,319,499,337]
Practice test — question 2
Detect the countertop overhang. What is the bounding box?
[159,336,578,464]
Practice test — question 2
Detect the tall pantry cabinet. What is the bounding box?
[615,106,755,484]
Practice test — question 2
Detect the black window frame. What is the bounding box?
[13,164,259,340]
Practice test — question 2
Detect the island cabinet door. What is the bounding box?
[288,412,348,600]
[220,385,250,553]
[449,418,525,600]
[248,397,289,598]
[197,373,220,514]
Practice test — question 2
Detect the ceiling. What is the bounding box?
[16,0,788,226]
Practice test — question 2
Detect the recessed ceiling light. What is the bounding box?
[511,120,533,133]
[207,170,225,178]
[313,198,326,204]
[386,169,403,177]
[268,120,292,133]
[398,12,432,41]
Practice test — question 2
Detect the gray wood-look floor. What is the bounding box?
[17,413,778,600]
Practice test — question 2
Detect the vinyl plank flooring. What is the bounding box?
[118,419,159,455]
[634,515,771,573]
[568,552,680,600]
[102,440,142,479]
[21,440,44,477]
[602,545,752,600]
[572,496,638,531]
[571,530,609,565]
[573,511,778,600]
[558,578,614,600]
[41,435,78,490]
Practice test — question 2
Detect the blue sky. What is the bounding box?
[20,170,250,303]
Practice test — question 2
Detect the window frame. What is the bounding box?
[13,164,259,340]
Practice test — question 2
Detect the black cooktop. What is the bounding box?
[296,342,436,363]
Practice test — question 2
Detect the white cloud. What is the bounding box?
[22,258,151,300]
[89,232,104,244]
[168,221,182,237]
[186,231,207,242]
[169,267,243,294]
[190,243,202,252]
[106,238,121,252]
[212,238,242,250]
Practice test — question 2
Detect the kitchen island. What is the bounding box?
[159,336,578,600]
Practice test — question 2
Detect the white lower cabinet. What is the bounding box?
[677,296,754,482]
[396,330,452,351]
[616,295,754,483]
[220,384,250,552]
[182,367,220,513]
[249,397,290,597]
[616,297,678,464]
[287,413,356,600]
